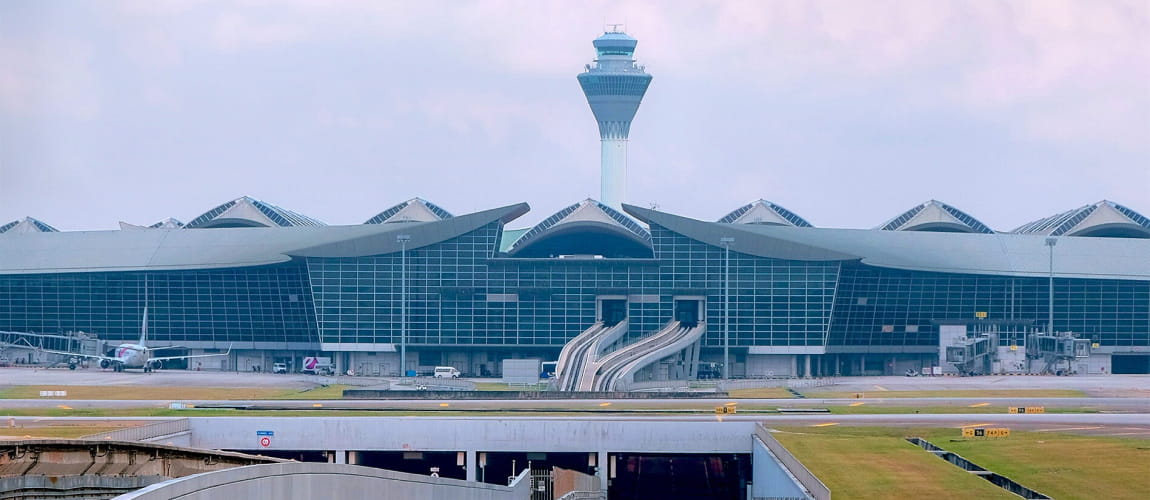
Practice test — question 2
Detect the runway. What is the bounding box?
[1,396,1146,411]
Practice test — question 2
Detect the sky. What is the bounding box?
[1,0,1148,232]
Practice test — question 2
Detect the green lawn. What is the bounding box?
[773,426,1150,500]
[806,389,1087,399]
[0,426,126,439]
[0,385,352,400]
[772,426,1016,499]
[726,387,794,399]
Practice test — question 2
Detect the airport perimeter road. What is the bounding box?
[4,413,1149,438]
[1,396,1147,412]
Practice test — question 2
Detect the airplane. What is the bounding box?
[36,276,232,373]
[37,309,231,372]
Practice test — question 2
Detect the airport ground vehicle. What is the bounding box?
[433,366,461,378]
[272,363,288,374]
[301,357,334,375]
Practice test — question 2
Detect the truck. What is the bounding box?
[301,356,334,375]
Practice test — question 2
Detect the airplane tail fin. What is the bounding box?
[139,305,148,347]
[140,275,149,347]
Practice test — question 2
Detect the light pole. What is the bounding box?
[720,237,735,380]
[1045,237,1057,335]
[397,234,411,376]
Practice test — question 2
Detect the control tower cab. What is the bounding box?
[578,29,653,211]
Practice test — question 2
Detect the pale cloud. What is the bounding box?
[1,0,1147,230]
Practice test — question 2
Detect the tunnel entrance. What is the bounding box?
[230,450,328,463]
[609,453,750,500]
[477,451,597,486]
[356,451,467,480]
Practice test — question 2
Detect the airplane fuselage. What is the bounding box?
[113,344,149,369]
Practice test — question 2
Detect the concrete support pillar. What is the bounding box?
[330,450,347,464]
[860,354,866,375]
[790,356,798,377]
[597,450,609,492]
[348,451,360,465]
[466,449,477,482]
[804,355,811,378]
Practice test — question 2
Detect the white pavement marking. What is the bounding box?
[1033,426,1103,432]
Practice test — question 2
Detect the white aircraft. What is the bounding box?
[38,277,231,372]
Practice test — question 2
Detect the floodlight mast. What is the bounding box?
[397,234,411,376]
[720,237,735,380]
[1045,237,1057,335]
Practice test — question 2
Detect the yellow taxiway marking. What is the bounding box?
[312,403,323,408]
[56,405,72,410]
[1034,426,1102,432]
[969,402,991,407]
[439,403,449,407]
[960,423,992,428]
[873,385,889,391]
[849,402,865,407]
[725,402,738,406]
[811,422,839,427]
[599,402,612,407]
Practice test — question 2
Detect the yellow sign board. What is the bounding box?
[715,406,737,415]
[1009,406,1045,414]
[1092,343,1100,348]
[963,427,1010,438]
[1010,345,1018,351]
[975,311,988,319]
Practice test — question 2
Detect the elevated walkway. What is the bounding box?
[581,320,706,392]
[555,320,628,392]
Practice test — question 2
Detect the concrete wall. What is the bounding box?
[189,418,756,454]
[751,435,811,500]
[114,462,530,500]
[746,354,796,378]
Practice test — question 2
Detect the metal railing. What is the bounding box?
[557,492,607,500]
[84,418,190,442]
[717,377,835,391]
[395,377,476,391]
[754,424,830,500]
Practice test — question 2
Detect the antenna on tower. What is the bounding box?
[606,22,625,33]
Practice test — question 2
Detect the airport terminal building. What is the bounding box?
[2,31,1147,381]
[2,196,1148,380]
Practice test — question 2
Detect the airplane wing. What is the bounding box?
[150,345,232,363]
[34,347,118,363]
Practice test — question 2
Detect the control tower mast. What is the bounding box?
[578,28,653,210]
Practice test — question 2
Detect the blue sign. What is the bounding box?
[256,430,274,436]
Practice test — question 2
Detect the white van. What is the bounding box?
[433,366,461,379]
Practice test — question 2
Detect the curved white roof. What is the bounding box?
[718,200,813,227]
[0,217,59,234]
[878,200,994,234]
[364,198,453,224]
[184,196,325,229]
[1011,200,1150,238]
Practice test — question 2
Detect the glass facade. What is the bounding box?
[828,264,1150,348]
[0,216,1146,354]
[0,264,317,345]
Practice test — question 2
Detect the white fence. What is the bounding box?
[84,419,191,442]
[717,377,835,392]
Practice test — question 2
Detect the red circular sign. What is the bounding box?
[260,437,271,447]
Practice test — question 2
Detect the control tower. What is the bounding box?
[578,29,653,210]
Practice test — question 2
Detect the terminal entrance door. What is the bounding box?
[600,299,627,326]
[674,300,702,327]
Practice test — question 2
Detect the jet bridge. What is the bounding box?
[1026,332,1092,375]
[945,332,999,376]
